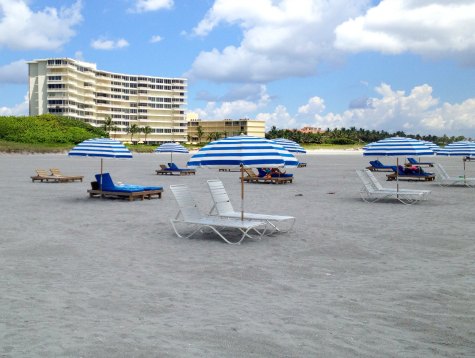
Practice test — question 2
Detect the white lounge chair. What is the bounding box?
[433,163,475,187]
[207,179,296,233]
[169,184,268,244]
[364,169,431,197]
[356,169,431,205]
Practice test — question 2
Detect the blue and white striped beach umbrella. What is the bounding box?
[188,135,298,219]
[271,138,307,154]
[154,142,188,162]
[437,141,475,180]
[422,140,440,153]
[363,137,434,192]
[437,141,475,157]
[187,135,298,169]
[69,138,132,177]
[363,137,434,157]
[69,138,132,158]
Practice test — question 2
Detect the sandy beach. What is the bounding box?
[1,152,474,357]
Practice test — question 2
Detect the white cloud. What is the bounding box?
[150,35,163,43]
[0,94,28,116]
[192,84,270,119]
[0,0,82,50]
[194,100,260,120]
[0,59,27,84]
[188,0,369,82]
[192,81,475,135]
[91,38,129,50]
[298,96,326,115]
[335,0,475,63]
[130,0,173,13]
[256,105,298,130]
[293,83,475,136]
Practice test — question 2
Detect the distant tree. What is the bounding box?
[205,132,222,142]
[102,116,113,137]
[264,125,471,147]
[110,125,119,139]
[142,126,152,143]
[127,124,140,143]
[197,125,204,143]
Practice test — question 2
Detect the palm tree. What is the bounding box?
[110,125,120,139]
[206,132,215,142]
[127,124,140,143]
[142,126,152,143]
[197,125,204,143]
[102,116,113,137]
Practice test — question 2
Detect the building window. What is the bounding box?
[48,84,65,89]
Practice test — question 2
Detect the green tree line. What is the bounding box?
[1,114,470,147]
[0,114,106,144]
[266,126,468,145]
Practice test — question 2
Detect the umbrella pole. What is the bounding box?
[463,157,467,185]
[100,157,103,194]
[170,152,173,164]
[396,157,399,194]
[240,164,244,221]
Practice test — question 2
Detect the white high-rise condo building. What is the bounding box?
[28,58,187,144]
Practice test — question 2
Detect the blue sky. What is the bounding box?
[1,0,475,137]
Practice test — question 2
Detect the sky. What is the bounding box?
[1,0,475,137]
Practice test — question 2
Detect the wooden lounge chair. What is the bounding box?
[168,162,196,175]
[242,168,262,183]
[156,163,195,175]
[156,164,175,175]
[49,168,84,182]
[356,169,431,205]
[169,184,267,244]
[366,160,397,172]
[242,168,293,184]
[88,173,163,201]
[256,168,293,178]
[406,157,434,167]
[207,179,296,233]
[31,169,66,183]
[386,166,435,181]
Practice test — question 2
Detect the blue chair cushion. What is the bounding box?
[257,168,268,177]
[257,168,292,177]
[275,173,293,178]
[95,173,162,192]
[168,162,190,171]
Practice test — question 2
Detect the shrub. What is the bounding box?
[0,114,106,144]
